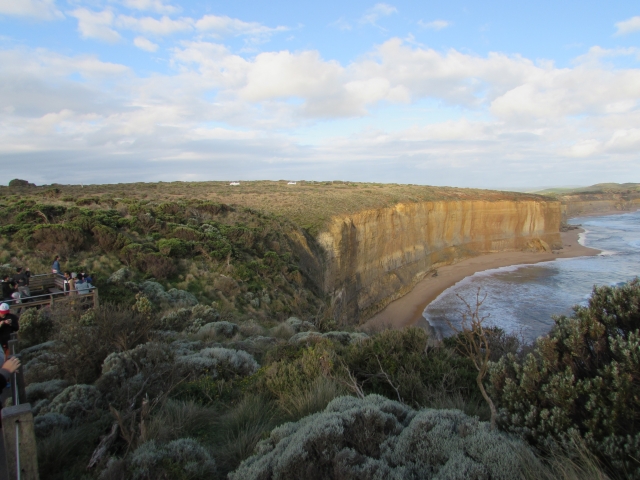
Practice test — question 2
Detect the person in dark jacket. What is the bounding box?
[52,255,61,274]
[1,276,13,301]
[0,303,19,357]
[13,267,30,297]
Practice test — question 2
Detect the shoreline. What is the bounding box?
[363,226,601,331]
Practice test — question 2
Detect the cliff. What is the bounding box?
[560,193,640,221]
[315,199,562,325]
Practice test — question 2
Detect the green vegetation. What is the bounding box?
[5,180,637,479]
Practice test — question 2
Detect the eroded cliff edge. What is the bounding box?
[313,198,562,325]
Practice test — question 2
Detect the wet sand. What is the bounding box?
[364,228,600,331]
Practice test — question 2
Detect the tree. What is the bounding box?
[446,288,498,430]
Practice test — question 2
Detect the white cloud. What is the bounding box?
[0,0,62,20]
[614,16,640,36]
[133,36,159,52]
[119,0,179,15]
[418,19,451,31]
[70,8,122,43]
[359,3,397,27]
[196,14,282,35]
[329,17,352,31]
[2,36,640,186]
[117,14,193,35]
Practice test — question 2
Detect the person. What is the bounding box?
[0,303,19,357]
[13,267,30,298]
[10,286,21,314]
[63,271,75,295]
[1,275,13,301]
[52,255,61,274]
[76,273,90,295]
[82,272,93,285]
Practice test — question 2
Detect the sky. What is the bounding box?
[1,1,639,188]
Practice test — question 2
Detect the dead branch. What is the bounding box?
[375,354,403,403]
[87,423,119,469]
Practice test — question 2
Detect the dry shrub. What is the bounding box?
[31,224,85,254]
[92,224,130,252]
[135,253,177,279]
[47,303,156,384]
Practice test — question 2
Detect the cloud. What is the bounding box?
[359,3,397,27]
[119,0,179,15]
[2,35,640,187]
[133,36,159,51]
[418,19,451,31]
[329,17,352,31]
[614,16,640,36]
[70,8,122,43]
[117,14,193,35]
[0,0,62,20]
[195,14,288,44]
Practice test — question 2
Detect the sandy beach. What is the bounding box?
[364,227,601,331]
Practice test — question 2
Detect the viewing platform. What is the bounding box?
[4,273,99,314]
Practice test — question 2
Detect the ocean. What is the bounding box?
[422,210,640,343]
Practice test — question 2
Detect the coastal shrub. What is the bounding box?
[34,413,72,437]
[344,327,478,408]
[229,394,538,480]
[107,266,133,284]
[177,347,259,379]
[286,317,316,333]
[92,224,130,252]
[157,238,190,257]
[31,224,85,254]
[490,280,640,476]
[49,303,155,384]
[18,307,54,348]
[26,379,68,403]
[264,344,334,415]
[130,438,216,480]
[137,252,177,279]
[38,384,103,420]
[97,342,175,407]
[160,308,193,331]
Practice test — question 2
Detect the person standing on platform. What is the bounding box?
[0,303,19,357]
[52,255,61,274]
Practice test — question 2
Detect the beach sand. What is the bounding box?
[363,227,600,331]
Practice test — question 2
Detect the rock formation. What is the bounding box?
[310,198,562,325]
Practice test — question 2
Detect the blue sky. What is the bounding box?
[1,0,639,188]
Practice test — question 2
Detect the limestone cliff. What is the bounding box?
[560,193,640,221]
[315,199,562,325]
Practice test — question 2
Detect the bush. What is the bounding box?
[344,327,478,408]
[31,224,85,254]
[49,303,156,384]
[38,384,103,419]
[490,280,640,476]
[177,347,259,379]
[18,307,54,348]
[26,379,68,403]
[230,394,538,480]
[130,438,216,480]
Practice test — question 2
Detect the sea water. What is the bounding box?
[422,210,640,343]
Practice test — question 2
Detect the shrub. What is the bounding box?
[38,384,103,419]
[31,224,85,254]
[49,303,156,383]
[490,280,640,476]
[160,308,193,331]
[26,379,68,403]
[230,394,538,480]
[18,307,54,348]
[157,238,190,257]
[34,413,72,437]
[130,438,216,480]
[177,347,259,379]
[344,327,478,408]
[137,252,177,279]
[92,224,130,252]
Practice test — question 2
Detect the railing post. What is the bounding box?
[2,404,40,480]
[93,288,99,309]
[8,334,26,410]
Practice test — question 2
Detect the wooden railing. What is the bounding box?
[2,334,39,479]
[6,289,99,315]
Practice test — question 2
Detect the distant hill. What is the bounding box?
[535,183,640,196]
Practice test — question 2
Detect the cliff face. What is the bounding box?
[316,199,562,325]
[560,193,640,221]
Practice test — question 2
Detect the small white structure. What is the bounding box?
[229,182,240,186]
[287,181,297,185]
